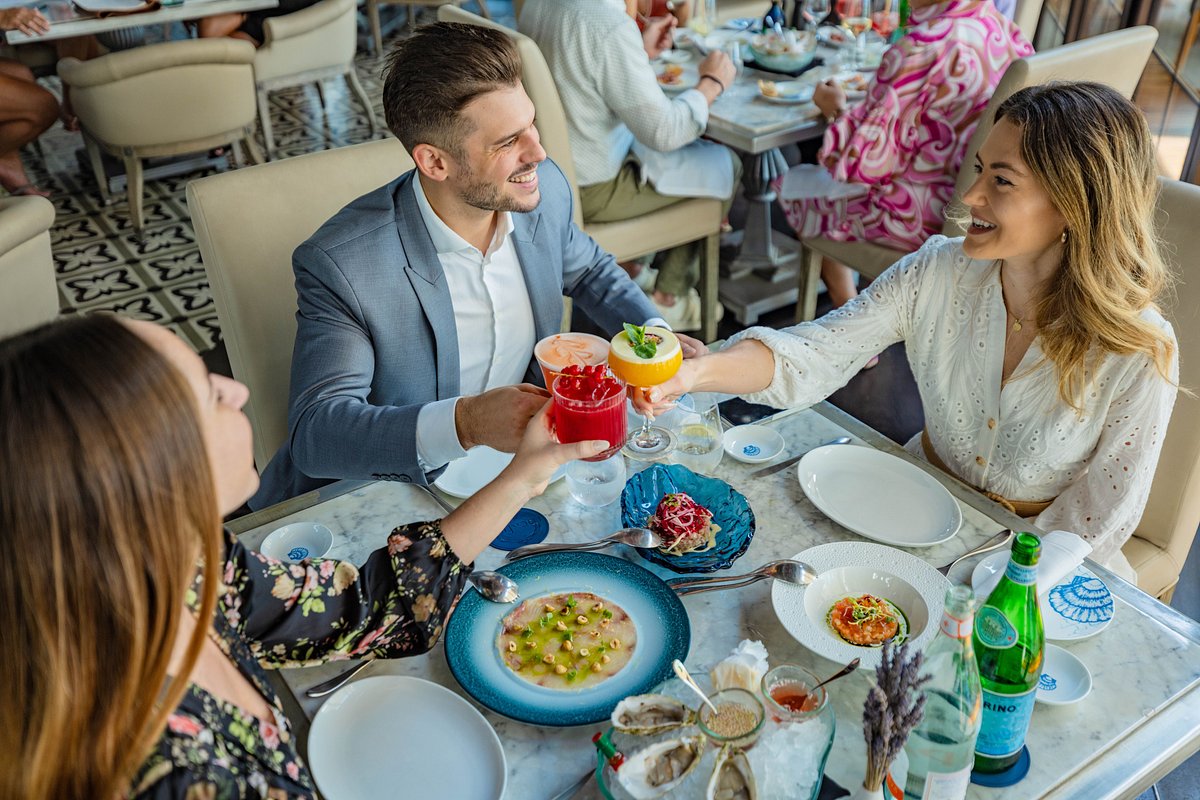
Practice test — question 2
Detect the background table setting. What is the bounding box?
[229,401,1200,800]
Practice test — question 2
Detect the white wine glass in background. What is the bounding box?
[669,393,724,475]
[840,0,873,67]
[807,0,832,27]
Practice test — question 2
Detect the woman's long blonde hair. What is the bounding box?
[0,315,222,799]
[995,82,1175,410]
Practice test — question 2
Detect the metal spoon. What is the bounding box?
[505,527,662,562]
[672,659,718,714]
[937,529,1014,576]
[668,559,818,596]
[811,657,861,692]
[306,570,519,699]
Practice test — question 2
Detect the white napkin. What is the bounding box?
[974,530,1093,600]
[710,639,769,692]
[630,139,737,200]
[778,163,870,202]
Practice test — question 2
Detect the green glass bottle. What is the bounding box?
[890,0,910,42]
[972,532,1044,774]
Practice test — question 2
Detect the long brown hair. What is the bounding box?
[994,82,1176,409]
[0,315,221,799]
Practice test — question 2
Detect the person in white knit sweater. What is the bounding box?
[520,0,739,330]
[648,83,1180,581]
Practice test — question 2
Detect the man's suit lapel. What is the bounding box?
[513,209,563,344]
[394,176,460,399]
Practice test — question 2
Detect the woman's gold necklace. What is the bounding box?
[1008,309,1025,333]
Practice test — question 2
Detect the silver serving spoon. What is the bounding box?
[505,527,662,562]
[672,659,718,714]
[668,559,818,596]
[811,657,861,692]
[305,570,518,699]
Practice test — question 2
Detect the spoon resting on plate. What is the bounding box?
[505,528,662,562]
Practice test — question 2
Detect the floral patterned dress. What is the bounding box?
[129,521,469,799]
[775,0,1033,251]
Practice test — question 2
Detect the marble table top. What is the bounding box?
[3,0,278,44]
[231,402,1200,800]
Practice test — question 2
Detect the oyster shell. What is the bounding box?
[707,745,757,800]
[611,694,696,735]
[617,735,707,799]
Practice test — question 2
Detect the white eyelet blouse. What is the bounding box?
[728,236,1179,570]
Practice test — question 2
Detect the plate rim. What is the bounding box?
[770,540,952,667]
[307,674,507,799]
[444,551,691,726]
[796,444,962,547]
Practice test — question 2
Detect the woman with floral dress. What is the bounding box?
[780,0,1034,307]
[0,314,610,799]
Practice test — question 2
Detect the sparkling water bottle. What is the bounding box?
[904,586,981,800]
[972,532,1044,774]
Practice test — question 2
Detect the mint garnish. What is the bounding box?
[623,322,658,360]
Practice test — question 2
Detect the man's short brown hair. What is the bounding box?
[382,22,523,158]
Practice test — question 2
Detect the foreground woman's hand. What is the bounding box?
[630,357,702,417]
[0,7,51,34]
[502,402,609,495]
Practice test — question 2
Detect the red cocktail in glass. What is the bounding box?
[551,365,627,461]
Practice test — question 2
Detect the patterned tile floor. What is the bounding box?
[21,1,507,353]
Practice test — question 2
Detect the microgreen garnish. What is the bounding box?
[623,322,658,360]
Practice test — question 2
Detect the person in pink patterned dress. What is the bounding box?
[777,0,1033,308]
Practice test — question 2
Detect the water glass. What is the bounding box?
[565,454,626,507]
[669,393,723,475]
[722,41,743,77]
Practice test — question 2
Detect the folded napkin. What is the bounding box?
[630,138,737,200]
[974,530,1093,600]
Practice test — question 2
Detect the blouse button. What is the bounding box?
[976,455,987,466]
[987,418,996,429]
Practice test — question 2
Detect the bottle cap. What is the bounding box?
[489,508,550,551]
[971,747,1031,787]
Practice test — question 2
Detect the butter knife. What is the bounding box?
[547,768,594,800]
[749,436,851,478]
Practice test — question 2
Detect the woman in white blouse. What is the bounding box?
[654,82,1179,579]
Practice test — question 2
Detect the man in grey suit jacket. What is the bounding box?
[252,22,662,508]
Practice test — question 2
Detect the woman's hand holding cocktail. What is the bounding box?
[499,402,610,496]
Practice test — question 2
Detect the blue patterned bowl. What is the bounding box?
[621,464,756,573]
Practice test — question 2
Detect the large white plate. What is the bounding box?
[308,675,506,800]
[797,445,961,547]
[772,541,952,668]
[434,445,565,499]
[972,551,1114,641]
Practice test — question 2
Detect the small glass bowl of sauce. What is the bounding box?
[761,665,829,724]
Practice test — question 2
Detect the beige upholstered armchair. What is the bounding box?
[59,39,262,232]
[438,5,725,342]
[187,139,414,468]
[255,0,379,161]
[0,195,58,338]
[795,25,1159,320]
[1122,178,1200,602]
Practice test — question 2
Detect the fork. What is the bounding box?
[937,529,1014,576]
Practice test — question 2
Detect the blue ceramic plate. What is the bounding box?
[444,552,690,727]
[620,464,756,573]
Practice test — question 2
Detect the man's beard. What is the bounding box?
[458,161,541,213]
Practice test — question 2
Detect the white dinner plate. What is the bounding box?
[434,446,565,499]
[758,80,816,104]
[308,675,506,800]
[972,552,1114,641]
[772,541,952,668]
[797,444,962,547]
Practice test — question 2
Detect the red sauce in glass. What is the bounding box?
[771,685,818,713]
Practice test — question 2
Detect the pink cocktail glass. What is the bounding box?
[551,366,627,462]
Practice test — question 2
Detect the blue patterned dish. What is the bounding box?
[444,552,690,727]
[972,553,1114,641]
[621,464,756,573]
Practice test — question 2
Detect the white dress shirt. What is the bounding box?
[412,176,537,468]
[519,0,711,187]
[728,236,1178,574]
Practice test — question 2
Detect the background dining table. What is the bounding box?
[230,400,1200,799]
[1,0,279,44]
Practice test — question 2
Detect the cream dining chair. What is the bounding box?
[795,25,1160,320]
[438,4,725,342]
[1121,178,1200,603]
[253,0,379,161]
[187,138,415,468]
[59,39,262,233]
[0,195,58,338]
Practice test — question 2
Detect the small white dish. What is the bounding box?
[797,444,962,547]
[435,446,566,499]
[723,424,785,463]
[658,49,692,64]
[1037,644,1092,705]
[972,553,1114,641]
[308,675,506,800]
[261,521,333,563]
[759,80,816,104]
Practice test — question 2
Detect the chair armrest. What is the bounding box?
[0,196,55,255]
[263,0,353,43]
[59,38,255,88]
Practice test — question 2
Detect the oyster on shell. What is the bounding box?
[611,694,696,736]
[707,745,757,800]
[617,735,707,799]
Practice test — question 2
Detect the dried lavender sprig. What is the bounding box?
[862,642,932,790]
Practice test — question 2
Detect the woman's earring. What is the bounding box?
[1061,230,1069,244]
